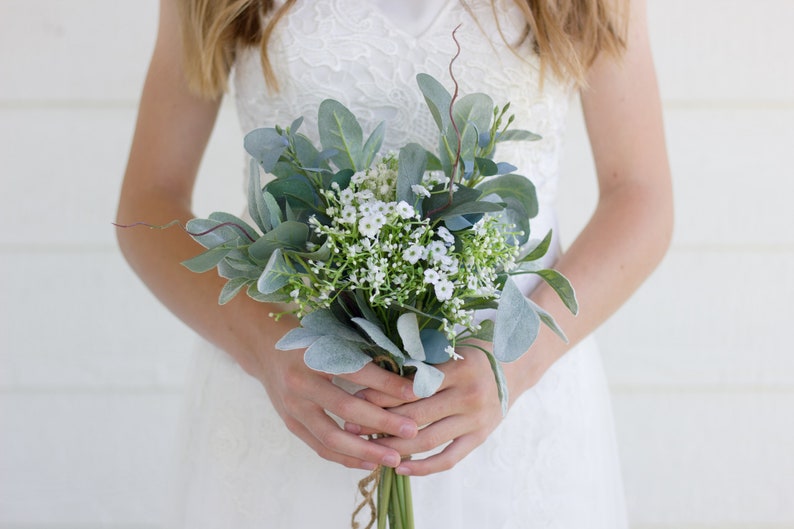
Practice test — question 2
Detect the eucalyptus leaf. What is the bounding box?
[246,282,290,303]
[304,335,372,375]
[530,269,579,315]
[526,298,568,343]
[416,73,452,131]
[218,277,250,305]
[185,218,244,249]
[434,200,504,220]
[262,191,282,229]
[207,212,259,242]
[493,277,540,362]
[405,360,444,398]
[362,121,386,167]
[396,143,428,205]
[318,99,364,171]
[481,348,509,416]
[265,176,319,213]
[181,247,232,273]
[476,173,538,219]
[420,328,451,364]
[497,129,542,143]
[520,230,553,263]
[475,157,499,177]
[248,160,271,233]
[470,319,495,341]
[244,127,289,173]
[256,248,293,294]
[248,221,309,263]
[396,313,425,361]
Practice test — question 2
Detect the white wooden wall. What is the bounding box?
[1,1,792,528]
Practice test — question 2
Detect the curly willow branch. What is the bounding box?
[112,220,257,243]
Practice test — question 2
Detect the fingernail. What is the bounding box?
[395,465,411,476]
[345,423,362,435]
[382,454,400,468]
[402,385,415,400]
[362,462,377,471]
[399,423,416,439]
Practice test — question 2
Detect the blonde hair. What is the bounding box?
[177,0,627,98]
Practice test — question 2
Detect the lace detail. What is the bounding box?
[169,2,628,528]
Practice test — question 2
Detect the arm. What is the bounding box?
[117,0,418,471]
[362,0,673,476]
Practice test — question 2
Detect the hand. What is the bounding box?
[346,343,530,476]
[256,348,421,471]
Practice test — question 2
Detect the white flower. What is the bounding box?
[436,226,455,246]
[339,188,355,204]
[434,279,454,301]
[423,269,441,285]
[445,345,464,360]
[339,205,357,224]
[358,215,382,238]
[402,244,424,264]
[427,240,447,260]
[411,184,431,198]
[395,201,415,219]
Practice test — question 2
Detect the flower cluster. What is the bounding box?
[286,157,519,343]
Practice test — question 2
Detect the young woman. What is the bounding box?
[117,0,672,526]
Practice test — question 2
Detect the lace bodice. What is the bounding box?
[233,0,573,206]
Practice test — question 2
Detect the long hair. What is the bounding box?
[176,0,627,98]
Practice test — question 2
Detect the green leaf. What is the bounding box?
[218,277,250,305]
[362,121,386,167]
[396,313,425,361]
[352,317,405,359]
[246,282,289,303]
[396,143,428,205]
[520,230,552,263]
[256,249,293,294]
[416,73,452,131]
[301,309,368,344]
[248,221,309,263]
[404,360,444,397]
[185,218,245,249]
[497,129,542,143]
[433,200,504,220]
[275,327,324,350]
[493,277,540,362]
[526,299,568,343]
[482,348,509,416]
[475,157,499,177]
[265,176,318,213]
[262,192,282,229]
[423,184,481,217]
[181,247,232,273]
[477,173,538,219]
[318,99,364,171]
[304,335,372,375]
[449,93,494,160]
[530,269,578,315]
[469,319,495,341]
[244,127,289,173]
[207,212,260,241]
[248,160,271,233]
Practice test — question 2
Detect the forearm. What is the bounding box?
[115,192,295,378]
[510,178,673,396]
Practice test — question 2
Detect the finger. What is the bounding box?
[297,407,404,469]
[354,387,407,408]
[341,363,418,402]
[373,415,467,456]
[284,415,376,471]
[394,433,482,477]
[313,381,418,440]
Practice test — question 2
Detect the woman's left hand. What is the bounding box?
[344,341,543,476]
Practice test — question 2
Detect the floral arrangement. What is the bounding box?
[179,69,577,528]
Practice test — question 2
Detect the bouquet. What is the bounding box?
[180,70,577,528]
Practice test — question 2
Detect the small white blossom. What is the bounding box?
[423,269,440,285]
[395,201,415,219]
[358,215,381,238]
[402,244,424,264]
[434,279,454,301]
[411,184,431,198]
[437,226,455,246]
[445,345,464,360]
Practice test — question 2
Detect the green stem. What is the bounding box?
[396,474,406,523]
[390,475,405,529]
[378,467,392,529]
[403,475,414,529]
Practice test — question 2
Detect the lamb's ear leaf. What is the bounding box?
[351,317,405,359]
[300,309,369,344]
[276,328,325,350]
[218,277,250,305]
[493,277,540,362]
[396,313,425,361]
[304,335,372,374]
[405,360,444,398]
[181,247,232,273]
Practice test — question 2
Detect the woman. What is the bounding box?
[117,0,672,526]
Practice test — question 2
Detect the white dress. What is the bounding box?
[169,1,628,527]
